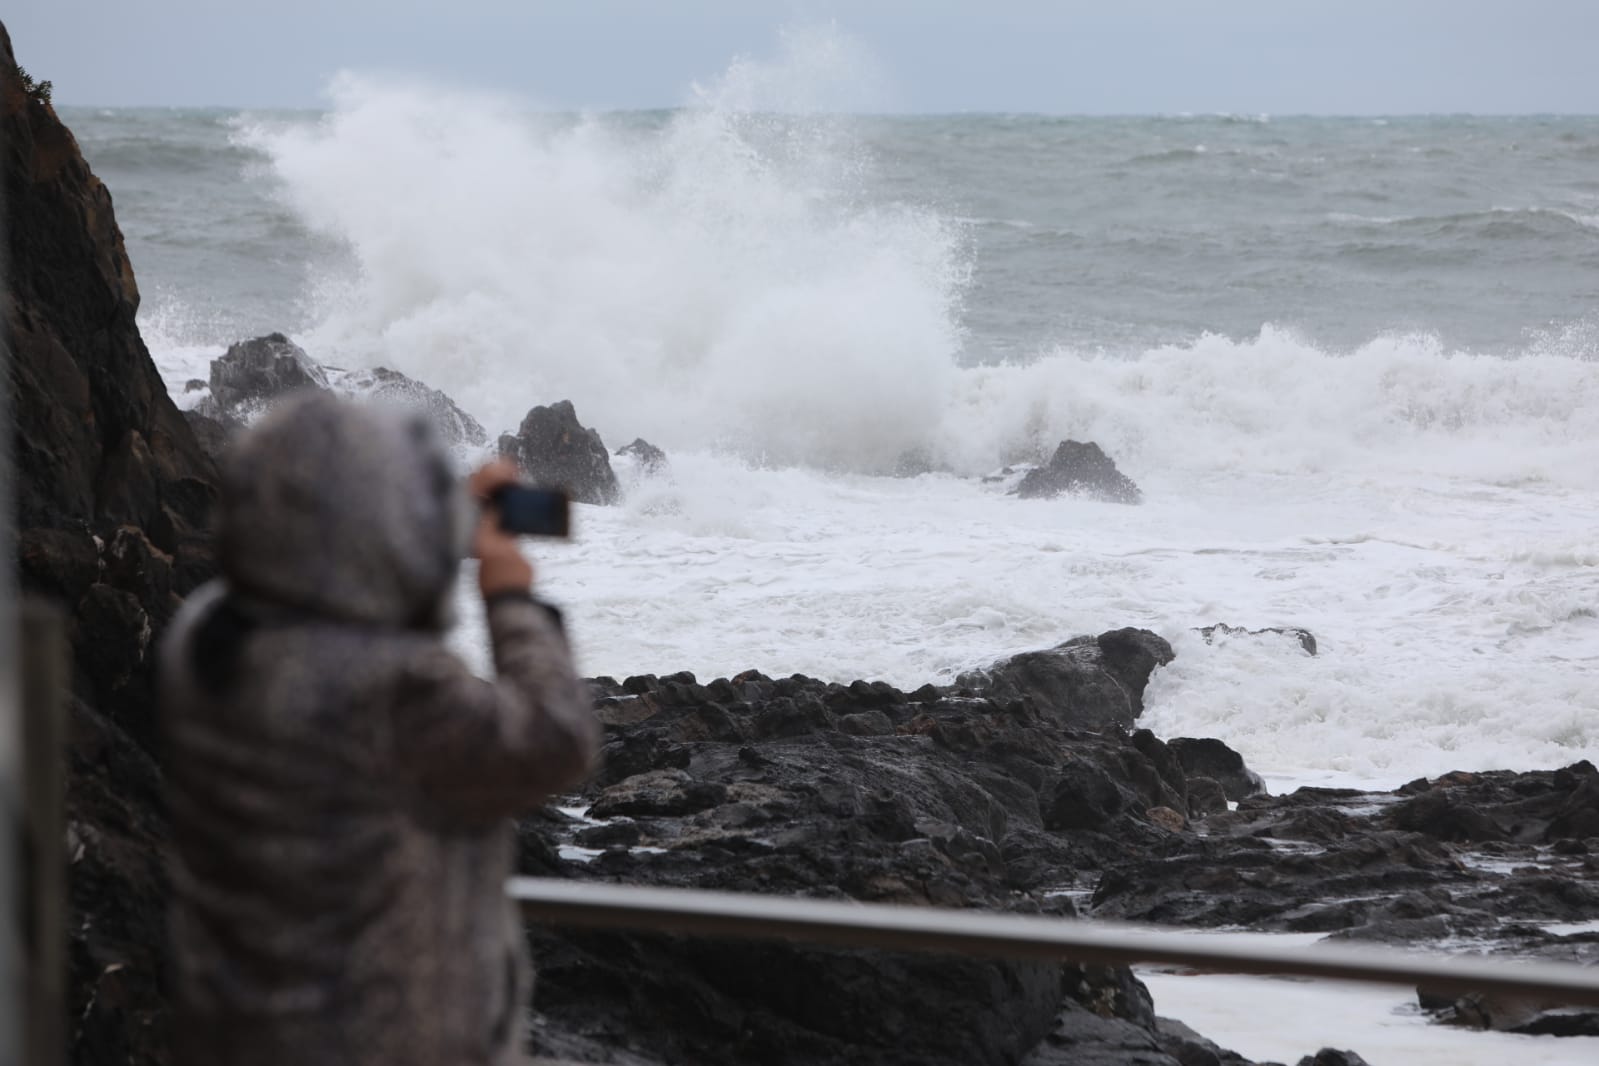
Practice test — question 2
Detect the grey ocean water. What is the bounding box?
[67,108,1599,362]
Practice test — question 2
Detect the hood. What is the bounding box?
[217,392,466,628]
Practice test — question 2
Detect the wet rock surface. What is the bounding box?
[190,332,487,447]
[517,642,1388,1065]
[1015,440,1143,504]
[1088,763,1599,950]
[499,399,622,505]
[957,628,1175,732]
[527,664,1599,1060]
[331,364,489,446]
[196,332,328,425]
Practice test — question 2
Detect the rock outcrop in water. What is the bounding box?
[1016,441,1142,504]
[196,332,329,425]
[1197,622,1319,657]
[499,399,621,505]
[335,363,488,446]
[189,332,488,448]
[4,26,219,1064]
[955,628,1175,732]
[616,437,669,475]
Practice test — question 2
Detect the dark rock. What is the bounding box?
[839,710,896,736]
[182,409,230,462]
[1388,788,1509,843]
[332,364,488,447]
[615,437,668,473]
[1019,1004,1178,1065]
[958,628,1174,731]
[17,527,101,603]
[194,335,485,449]
[202,331,329,421]
[1295,1052,1371,1066]
[5,33,222,1065]
[1015,440,1142,504]
[1044,759,1132,831]
[588,769,728,818]
[1147,806,1187,832]
[103,525,174,613]
[499,399,620,505]
[1186,777,1229,818]
[1167,737,1266,802]
[520,666,1308,1065]
[575,820,643,849]
[1198,623,1318,657]
[1155,1017,1257,1066]
[1509,1008,1599,1036]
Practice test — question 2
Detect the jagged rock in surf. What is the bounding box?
[194,333,486,447]
[1015,440,1142,504]
[956,627,1175,732]
[615,436,668,474]
[1297,1052,1374,1066]
[499,400,620,505]
[1197,622,1319,656]
[334,365,488,447]
[199,331,329,424]
[1417,984,1599,1036]
[3,25,220,1063]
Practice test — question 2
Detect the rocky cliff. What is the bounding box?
[4,23,218,1064]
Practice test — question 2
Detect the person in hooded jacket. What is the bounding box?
[160,391,599,1066]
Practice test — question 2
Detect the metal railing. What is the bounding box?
[509,875,1599,1008]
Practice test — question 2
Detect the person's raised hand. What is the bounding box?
[469,459,535,596]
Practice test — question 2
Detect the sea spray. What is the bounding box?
[235,30,965,473]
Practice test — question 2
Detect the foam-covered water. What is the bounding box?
[66,33,1599,795]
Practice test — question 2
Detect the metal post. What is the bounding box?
[1,596,20,1066]
[20,601,66,1066]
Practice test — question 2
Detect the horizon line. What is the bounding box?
[49,103,1599,120]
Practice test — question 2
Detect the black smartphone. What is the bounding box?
[492,485,571,538]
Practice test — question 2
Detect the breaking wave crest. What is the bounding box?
[234,34,1599,488]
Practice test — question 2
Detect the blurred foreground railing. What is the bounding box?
[5,601,67,1066]
[510,876,1599,1008]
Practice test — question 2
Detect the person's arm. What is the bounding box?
[391,461,599,823]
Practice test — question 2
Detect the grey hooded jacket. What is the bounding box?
[160,393,598,1066]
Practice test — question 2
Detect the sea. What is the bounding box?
[58,54,1599,1066]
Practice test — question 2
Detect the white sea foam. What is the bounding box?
[1141,968,1599,1065]
[232,45,959,475]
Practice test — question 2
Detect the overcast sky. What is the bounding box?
[9,1,1599,114]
